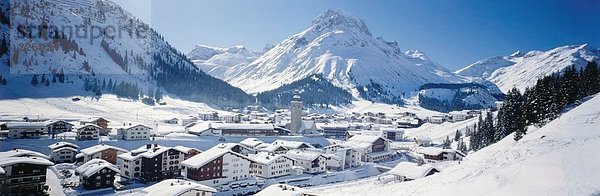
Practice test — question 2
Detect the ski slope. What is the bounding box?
[310,94,600,196]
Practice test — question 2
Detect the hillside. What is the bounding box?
[0,0,251,107]
[310,94,600,195]
[188,45,260,79]
[456,44,600,93]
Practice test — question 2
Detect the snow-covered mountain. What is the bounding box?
[0,0,251,107]
[456,44,600,93]
[188,45,260,79]
[312,94,600,195]
[190,9,464,104]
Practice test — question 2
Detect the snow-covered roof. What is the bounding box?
[75,124,103,130]
[0,167,4,175]
[449,111,468,115]
[249,153,293,165]
[0,157,53,167]
[52,146,78,153]
[142,179,217,196]
[118,145,185,161]
[211,123,275,130]
[342,135,389,150]
[256,144,289,153]
[75,159,119,177]
[80,117,109,123]
[4,122,46,128]
[181,148,248,168]
[416,147,457,156]
[44,120,75,126]
[239,138,264,148]
[114,124,152,130]
[212,143,252,152]
[0,149,50,159]
[255,184,308,196]
[272,140,314,149]
[187,122,211,134]
[285,150,324,161]
[79,144,127,155]
[318,123,350,129]
[346,130,383,137]
[173,146,201,154]
[387,162,437,180]
[48,142,79,150]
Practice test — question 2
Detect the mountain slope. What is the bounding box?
[188,45,260,79]
[256,74,353,109]
[456,44,600,93]
[0,0,251,107]
[311,94,600,195]
[195,9,463,103]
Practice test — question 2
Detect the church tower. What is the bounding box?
[290,91,303,134]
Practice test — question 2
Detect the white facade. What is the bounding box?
[429,116,445,124]
[249,153,294,178]
[76,124,101,140]
[323,145,361,170]
[181,148,252,187]
[117,124,151,140]
[5,122,47,139]
[50,147,78,163]
[290,94,303,134]
[286,150,327,174]
[449,111,468,122]
[198,112,218,121]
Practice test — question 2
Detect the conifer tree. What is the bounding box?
[454,130,462,142]
[31,74,39,86]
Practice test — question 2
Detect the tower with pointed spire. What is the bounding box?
[290,91,303,134]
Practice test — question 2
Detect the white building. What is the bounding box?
[48,142,79,163]
[139,179,217,196]
[181,147,252,187]
[285,150,327,174]
[75,124,101,140]
[189,123,282,136]
[449,111,468,122]
[198,111,218,121]
[249,153,294,178]
[117,144,189,180]
[289,93,303,134]
[417,147,465,163]
[429,116,445,124]
[164,118,179,124]
[4,122,47,139]
[239,138,265,149]
[271,140,314,150]
[387,162,439,182]
[219,113,241,123]
[341,135,394,162]
[76,144,127,164]
[323,145,361,170]
[116,124,152,140]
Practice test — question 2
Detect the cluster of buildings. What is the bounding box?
[0,116,154,141]
[0,132,466,195]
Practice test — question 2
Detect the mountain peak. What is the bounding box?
[310,9,371,36]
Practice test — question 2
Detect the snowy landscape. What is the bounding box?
[0,0,599,196]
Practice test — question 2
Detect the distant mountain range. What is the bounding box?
[456,44,600,92]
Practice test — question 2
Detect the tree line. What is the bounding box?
[468,61,600,152]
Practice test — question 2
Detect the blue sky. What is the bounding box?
[113,0,599,70]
